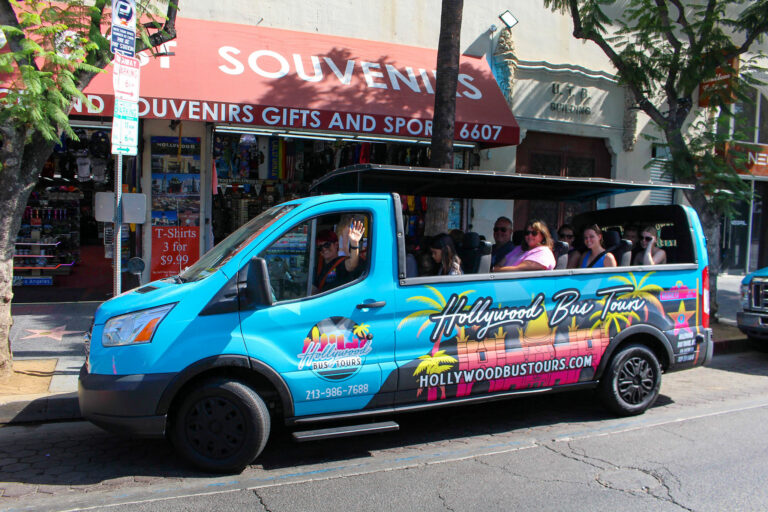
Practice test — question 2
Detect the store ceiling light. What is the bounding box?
[499,10,519,29]
[278,133,337,141]
[215,125,286,136]
[286,130,340,138]
[357,135,420,144]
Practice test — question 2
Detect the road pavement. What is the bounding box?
[0,348,766,510]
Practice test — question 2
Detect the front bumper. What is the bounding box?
[737,311,768,340]
[78,365,174,438]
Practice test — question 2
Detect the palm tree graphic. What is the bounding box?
[413,350,458,376]
[590,305,642,336]
[353,323,370,339]
[609,272,665,321]
[413,349,458,400]
[397,286,474,354]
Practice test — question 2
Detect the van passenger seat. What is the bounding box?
[477,240,493,274]
[553,241,570,269]
[659,225,677,263]
[459,232,482,273]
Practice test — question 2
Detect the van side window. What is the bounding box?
[312,212,370,295]
[259,221,312,302]
[258,212,370,302]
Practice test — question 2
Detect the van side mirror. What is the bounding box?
[240,257,274,308]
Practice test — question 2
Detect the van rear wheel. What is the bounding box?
[598,344,661,416]
[171,378,270,473]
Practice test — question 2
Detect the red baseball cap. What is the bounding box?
[317,230,338,245]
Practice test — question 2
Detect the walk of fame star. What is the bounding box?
[20,325,84,341]
[667,302,695,336]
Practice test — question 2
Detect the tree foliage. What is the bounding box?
[544,0,767,216]
[0,0,177,154]
[0,0,177,378]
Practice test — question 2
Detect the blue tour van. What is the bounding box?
[79,165,713,472]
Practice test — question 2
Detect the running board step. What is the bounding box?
[292,421,399,442]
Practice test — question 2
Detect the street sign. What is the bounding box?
[111,0,136,57]
[111,98,139,154]
[112,144,138,156]
[113,53,140,102]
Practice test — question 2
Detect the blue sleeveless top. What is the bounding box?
[581,251,607,268]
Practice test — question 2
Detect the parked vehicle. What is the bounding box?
[79,165,712,473]
[737,267,768,344]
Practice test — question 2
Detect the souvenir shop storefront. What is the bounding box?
[15,16,519,295]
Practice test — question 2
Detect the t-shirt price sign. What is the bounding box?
[151,226,200,280]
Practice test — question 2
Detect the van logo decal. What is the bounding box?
[298,316,372,381]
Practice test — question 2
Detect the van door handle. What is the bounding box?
[356,300,386,309]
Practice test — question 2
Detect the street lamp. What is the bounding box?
[499,10,519,29]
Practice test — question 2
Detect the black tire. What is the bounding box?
[171,378,270,473]
[598,344,661,416]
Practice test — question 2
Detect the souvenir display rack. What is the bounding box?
[13,188,82,285]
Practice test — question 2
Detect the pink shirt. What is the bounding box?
[501,245,555,270]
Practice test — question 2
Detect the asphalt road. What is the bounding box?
[1,347,767,511]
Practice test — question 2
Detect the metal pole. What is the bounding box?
[746,179,755,274]
[114,153,123,296]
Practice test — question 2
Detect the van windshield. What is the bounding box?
[179,204,297,282]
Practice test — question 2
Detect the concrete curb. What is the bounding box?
[0,392,80,425]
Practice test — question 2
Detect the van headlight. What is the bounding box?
[102,304,175,347]
[741,283,750,309]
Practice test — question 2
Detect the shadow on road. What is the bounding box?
[0,388,656,488]
[706,349,768,377]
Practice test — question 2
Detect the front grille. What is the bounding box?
[751,280,768,311]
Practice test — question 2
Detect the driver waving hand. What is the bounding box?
[313,220,365,293]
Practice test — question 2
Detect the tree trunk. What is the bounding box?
[665,128,723,320]
[685,189,722,320]
[424,0,463,236]
[0,126,56,378]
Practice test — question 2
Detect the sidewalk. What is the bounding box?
[0,275,752,425]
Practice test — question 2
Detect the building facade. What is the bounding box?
[12,1,767,295]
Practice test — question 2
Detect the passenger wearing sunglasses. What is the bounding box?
[632,225,667,265]
[557,223,581,268]
[493,220,555,272]
[491,216,515,267]
[313,220,365,293]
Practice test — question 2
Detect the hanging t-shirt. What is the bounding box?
[91,158,107,183]
[76,156,91,181]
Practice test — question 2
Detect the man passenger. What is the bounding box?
[491,216,515,268]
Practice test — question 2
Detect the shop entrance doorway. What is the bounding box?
[12,127,136,303]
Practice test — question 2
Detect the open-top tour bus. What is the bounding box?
[79,165,711,472]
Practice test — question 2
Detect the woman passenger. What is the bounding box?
[493,220,555,272]
[633,225,667,265]
[580,224,617,268]
[430,234,463,276]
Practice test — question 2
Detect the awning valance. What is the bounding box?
[77,18,520,146]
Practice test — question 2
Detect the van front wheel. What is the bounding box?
[598,344,661,416]
[171,378,270,473]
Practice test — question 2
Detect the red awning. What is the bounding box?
[77,18,519,146]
